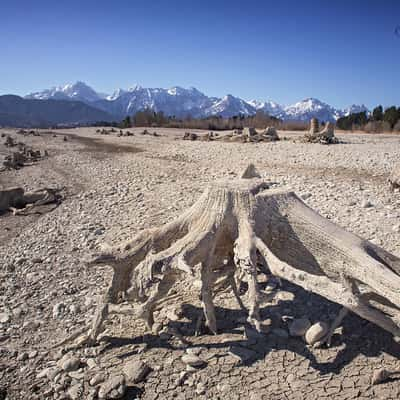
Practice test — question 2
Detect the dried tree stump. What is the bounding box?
[59,166,400,347]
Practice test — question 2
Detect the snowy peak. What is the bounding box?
[247,99,284,117]
[206,94,255,117]
[282,98,340,122]
[26,81,104,103]
[342,104,369,116]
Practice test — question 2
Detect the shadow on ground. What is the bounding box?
[98,279,400,377]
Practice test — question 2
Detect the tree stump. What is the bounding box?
[59,166,400,346]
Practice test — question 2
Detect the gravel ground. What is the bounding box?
[1,127,400,399]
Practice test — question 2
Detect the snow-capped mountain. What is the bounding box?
[26,81,105,103]
[205,95,255,117]
[247,100,284,117]
[25,81,369,121]
[93,85,215,118]
[342,104,369,116]
[281,98,343,122]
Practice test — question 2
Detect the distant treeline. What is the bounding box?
[337,105,400,133]
[117,109,309,131]
[106,105,400,134]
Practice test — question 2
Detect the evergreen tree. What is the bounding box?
[372,105,383,121]
[383,106,400,128]
[121,116,131,128]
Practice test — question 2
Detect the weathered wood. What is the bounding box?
[63,165,400,346]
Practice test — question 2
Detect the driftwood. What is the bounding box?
[181,128,278,143]
[59,165,400,347]
[0,187,62,215]
[302,121,338,144]
[224,126,279,143]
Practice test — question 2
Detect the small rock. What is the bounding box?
[361,199,372,208]
[122,359,151,384]
[305,322,329,345]
[90,373,106,386]
[98,375,126,399]
[275,291,295,302]
[176,371,189,386]
[52,303,66,319]
[0,313,11,324]
[28,350,38,359]
[67,384,83,400]
[57,355,80,372]
[289,318,311,337]
[186,347,203,356]
[181,353,206,368]
[68,304,80,314]
[17,352,29,361]
[68,370,85,380]
[196,382,206,395]
[372,368,390,385]
[86,358,97,369]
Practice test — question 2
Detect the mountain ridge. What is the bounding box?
[0,95,114,127]
[25,81,370,122]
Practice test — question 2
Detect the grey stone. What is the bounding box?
[0,313,11,324]
[90,372,106,386]
[181,353,206,368]
[98,375,126,399]
[67,384,83,400]
[122,359,150,384]
[305,322,329,345]
[57,355,80,372]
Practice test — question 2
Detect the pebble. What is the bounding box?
[52,303,66,319]
[361,199,373,208]
[67,384,83,400]
[90,372,106,386]
[305,322,329,345]
[57,355,80,372]
[275,291,295,302]
[0,313,11,324]
[181,353,206,368]
[196,382,207,395]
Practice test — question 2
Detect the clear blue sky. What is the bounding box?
[1,0,399,108]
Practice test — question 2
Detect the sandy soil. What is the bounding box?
[1,127,400,399]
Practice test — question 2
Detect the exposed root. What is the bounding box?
[58,165,400,348]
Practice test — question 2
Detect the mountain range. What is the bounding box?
[0,95,113,127]
[25,81,369,122]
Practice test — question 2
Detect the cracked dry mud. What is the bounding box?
[1,127,400,399]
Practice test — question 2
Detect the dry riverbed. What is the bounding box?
[1,127,400,399]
